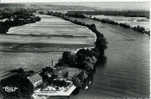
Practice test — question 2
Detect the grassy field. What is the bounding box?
[0,14,95,79]
[3,15,95,51]
[7,15,95,37]
[93,15,149,31]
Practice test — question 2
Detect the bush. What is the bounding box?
[0,70,34,98]
[66,13,86,18]
[56,51,77,67]
[0,8,41,34]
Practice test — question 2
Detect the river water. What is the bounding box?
[71,19,149,98]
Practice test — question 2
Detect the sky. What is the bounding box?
[1,0,150,3]
[0,0,149,11]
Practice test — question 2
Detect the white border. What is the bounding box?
[0,0,150,3]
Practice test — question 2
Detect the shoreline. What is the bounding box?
[0,11,108,99]
[88,16,150,36]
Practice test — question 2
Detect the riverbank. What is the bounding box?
[32,11,108,98]
[55,11,149,35]
[89,16,150,36]
[45,11,107,47]
[0,11,108,99]
[67,10,149,18]
[44,11,107,61]
[71,17,149,98]
[44,11,149,98]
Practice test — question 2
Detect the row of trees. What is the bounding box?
[0,11,108,98]
[46,11,107,60]
[0,8,41,34]
[45,11,107,92]
[91,17,150,35]
[0,8,36,19]
[0,68,34,99]
[46,11,107,58]
[46,11,149,36]
[65,13,86,18]
[67,10,150,18]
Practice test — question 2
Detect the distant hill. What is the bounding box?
[0,3,26,9]
[0,3,96,11]
[0,2,149,11]
[47,2,150,11]
[0,3,149,18]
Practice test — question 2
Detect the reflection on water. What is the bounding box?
[95,55,107,67]
[69,18,149,99]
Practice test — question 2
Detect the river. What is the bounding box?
[71,19,149,98]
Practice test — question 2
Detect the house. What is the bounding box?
[27,73,43,88]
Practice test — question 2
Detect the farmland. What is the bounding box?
[7,15,95,44]
[90,15,150,35]
[0,14,95,79]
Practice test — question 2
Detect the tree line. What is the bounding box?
[90,17,150,35]
[0,8,41,34]
[67,10,150,18]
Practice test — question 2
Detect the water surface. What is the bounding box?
[71,18,149,98]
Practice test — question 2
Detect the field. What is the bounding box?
[93,15,150,31]
[0,14,95,79]
[7,15,95,43]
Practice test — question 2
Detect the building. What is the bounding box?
[27,73,43,88]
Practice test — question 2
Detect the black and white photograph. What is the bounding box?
[0,0,150,99]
